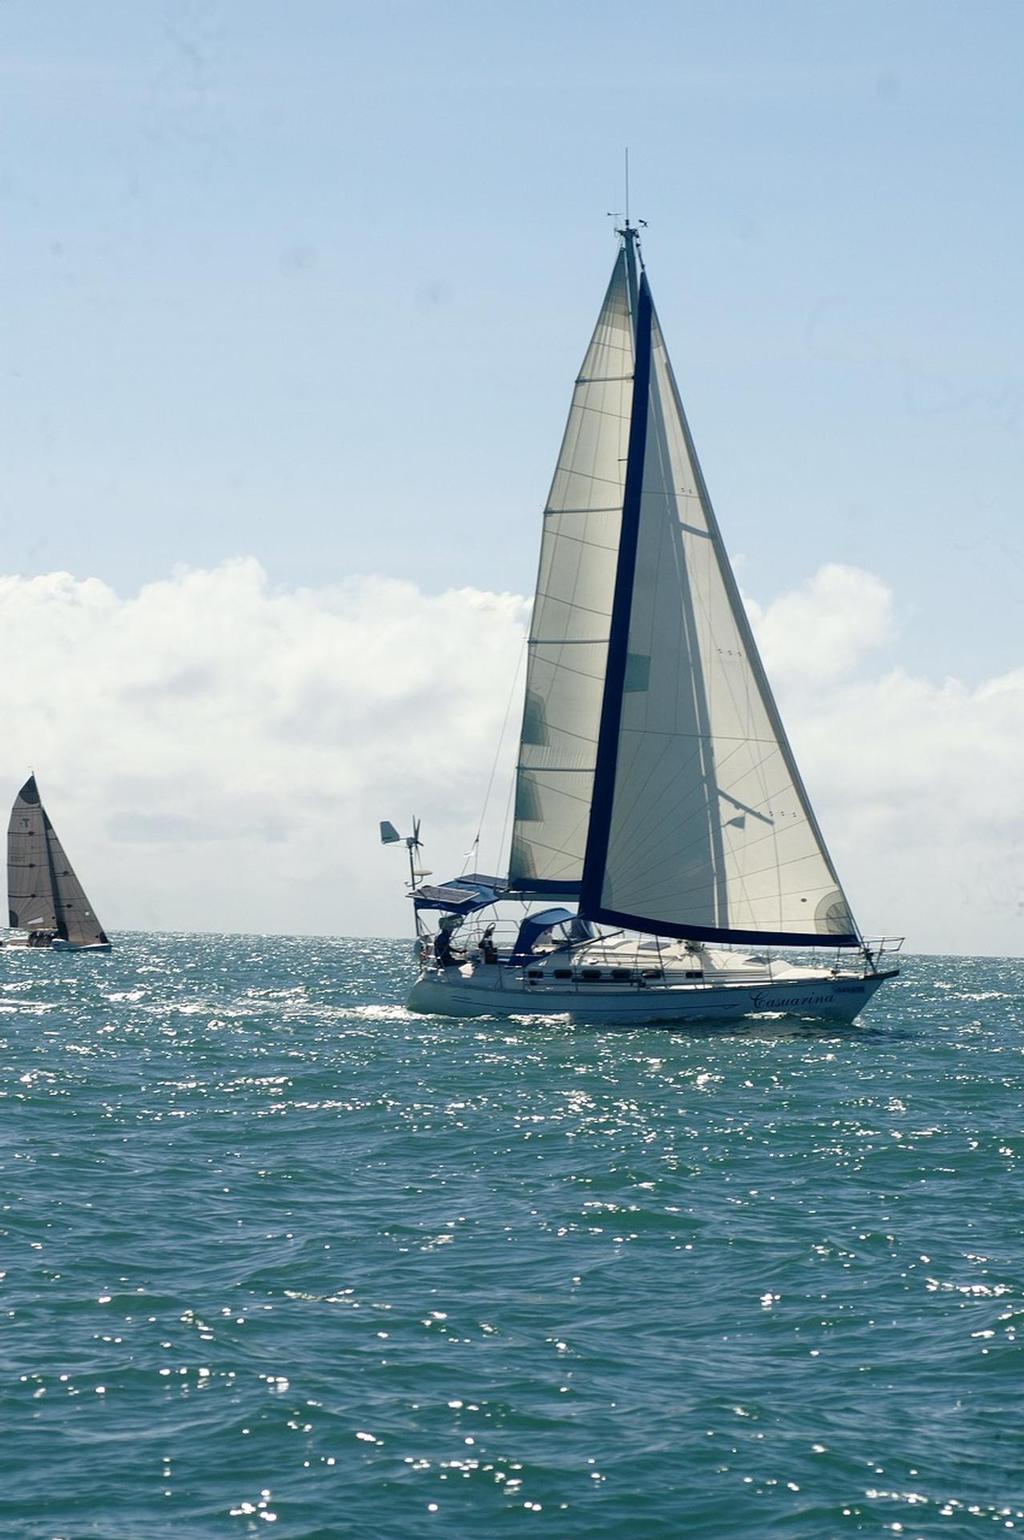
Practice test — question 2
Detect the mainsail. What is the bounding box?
[511,230,858,947]
[7,776,110,947]
[508,241,637,894]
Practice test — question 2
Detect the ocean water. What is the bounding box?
[2,937,1022,1540]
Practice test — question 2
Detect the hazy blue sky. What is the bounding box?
[1,2,1022,948]
[3,1,1021,680]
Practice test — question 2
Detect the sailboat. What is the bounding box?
[383,224,900,1025]
[6,775,112,952]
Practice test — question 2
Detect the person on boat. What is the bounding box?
[434,916,462,968]
[479,924,498,965]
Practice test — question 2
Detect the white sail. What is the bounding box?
[508,245,636,891]
[582,274,857,944]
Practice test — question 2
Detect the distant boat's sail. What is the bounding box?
[8,777,57,932]
[7,776,110,947]
[44,817,109,947]
[511,232,858,947]
[508,243,637,895]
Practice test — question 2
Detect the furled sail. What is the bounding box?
[579,253,859,947]
[508,243,637,893]
[7,776,110,946]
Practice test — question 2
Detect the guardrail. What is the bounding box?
[863,937,905,964]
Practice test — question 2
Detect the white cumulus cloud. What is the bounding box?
[752,571,1024,955]
[0,561,528,937]
[746,562,894,683]
[0,557,1019,955]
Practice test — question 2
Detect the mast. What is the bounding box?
[621,218,641,320]
[579,227,652,920]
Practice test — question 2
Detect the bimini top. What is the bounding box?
[510,906,581,962]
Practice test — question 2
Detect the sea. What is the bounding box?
[2,936,1022,1540]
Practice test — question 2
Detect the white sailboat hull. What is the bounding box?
[408,963,894,1026]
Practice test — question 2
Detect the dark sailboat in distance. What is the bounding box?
[6,775,112,952]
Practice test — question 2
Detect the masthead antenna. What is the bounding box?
[607,149,647,258]
[608,149,647,263]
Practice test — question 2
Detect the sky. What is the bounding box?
[0,2,1022,953]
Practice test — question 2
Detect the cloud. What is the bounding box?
[753,570,1024,954]
[0,557,1019,955]
[746,562,894,683]
[0,561,528,937]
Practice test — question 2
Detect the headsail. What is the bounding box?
[508,242,638,895]
[579,243,858,947]
[511,230,858,947]
[45,818,109,947]
[7,776,110,946]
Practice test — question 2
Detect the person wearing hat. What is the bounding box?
[435,915,461,968]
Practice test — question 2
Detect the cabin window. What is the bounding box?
[578,969,603,981]
[684,969,702,979]
[642,969,662,979]
[527,970,542,981]
[611,969,632,981]
[553,969,571,979]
